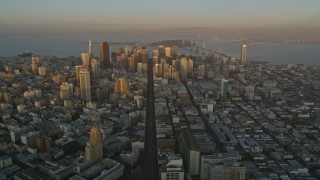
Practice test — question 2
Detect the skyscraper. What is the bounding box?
[124,46,131,55]
[89,39,93,57]
[99,42,111,69]
[180,58,188,79]
[220,78,228,100]
[91,59,100,78]
[86,125,103,164]
[165,47,171,58]
[198,64,205,79]
[60,82,74,100]
[129,54,137,72]
[187,58,193,74]
[81,53,90,67]
[241,43,247,65]
[154,63,163,78]
[31,55,39,74]
[158,45,165,59]
[79,69,91,102]
[145,57,159,180]
[75,65,87,83]
[172,46,178,58]
[114,78,131,97]
[152,50,160,58]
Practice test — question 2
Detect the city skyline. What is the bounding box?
[1,0,320,34]
[1,1,320,180]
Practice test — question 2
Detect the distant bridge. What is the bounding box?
[195,46,233,59]
[182,43,239,60]
[82,41,144,45]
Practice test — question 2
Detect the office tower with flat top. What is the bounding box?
[91,59,100,78]
[81,53,90,67]
[99,42,111,69]
[220,78,228,100]
[79,69,91,102]
[86,126,103,164]
[89,39,93,57]
[32,55,39,74]
[241,43,247,65]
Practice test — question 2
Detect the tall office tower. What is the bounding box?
[81,53,90,66]
[220,78,228,100]
[153,56,159,65]
[172,60,177,66]
[60,82,74,100]
[180,58,188,79]
[99,42,111,69]
[152,50,160,57]
[114,78,131,97]
[198,64,205,79]
[86,126,103,164]
[79,69,91,102]
[241,43,247,65]
[31,55,39,74]
[158,45,165,59]
[91,59,100,78]
[163,63,169,74]
[141,50,149,63]
[129,54,137,72]
[38,67,46,76]
[115,47,123,56]
[137,63,142,73]
[119,53,128,70]
[165,47,171,58]
[159,57,166,64]
[164,65,173,79]
[158,63,164,78]
[144,57,159,180]
[172,46,178,58]
[166,67,179,81]
[124,46,131,55]
[75,65,88,83]
[154,63,163,78]
[153,64,159,77]
[187,58,193,74]
[111,52,117,65]
[88,39,93,57]
[137,63,146,74]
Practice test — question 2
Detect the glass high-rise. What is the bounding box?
[99,42,111,69]
[241,44,247,65]
[79,69,91,102]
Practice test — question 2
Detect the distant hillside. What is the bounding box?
[17,52,33,58]
[149,40,194,47]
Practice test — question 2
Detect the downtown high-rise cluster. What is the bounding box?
[1,38,320,180]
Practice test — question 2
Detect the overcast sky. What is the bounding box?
[1,0,320,33]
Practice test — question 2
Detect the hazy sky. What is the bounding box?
[1,0,320,32]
